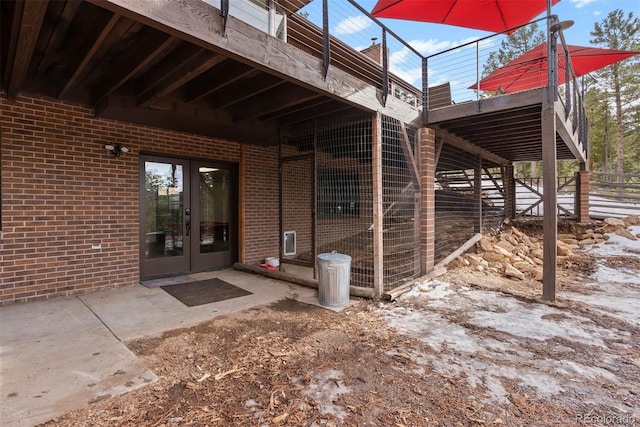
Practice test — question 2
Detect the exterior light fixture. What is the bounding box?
[550,20,574,33]
[104,143,130,157]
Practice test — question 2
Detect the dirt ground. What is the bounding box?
[42,225,640,427]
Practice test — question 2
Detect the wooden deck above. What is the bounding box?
[1,0,419,146]
[427,88,588,164]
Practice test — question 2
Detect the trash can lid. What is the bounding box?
[317,252,351,263]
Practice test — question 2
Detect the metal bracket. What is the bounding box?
[219,0,229,38]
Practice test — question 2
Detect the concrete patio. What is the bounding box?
[0,269,331,427]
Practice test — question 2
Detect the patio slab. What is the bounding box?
[0,270,343,427]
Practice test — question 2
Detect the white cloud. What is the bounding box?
[571,0,597,8]
[593,10,602,16]
[334,15,372,35]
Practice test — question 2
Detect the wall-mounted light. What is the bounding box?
[104,143,130,157]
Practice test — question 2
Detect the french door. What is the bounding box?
[140,155,237,279]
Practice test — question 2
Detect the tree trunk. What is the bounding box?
[530,161,537,178]
[614,73,624,195]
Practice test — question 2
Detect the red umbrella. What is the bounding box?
[371,0,560,34]
[469,43,638,93]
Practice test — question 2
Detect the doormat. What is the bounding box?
[161,278,252,307]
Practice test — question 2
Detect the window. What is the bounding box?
[317,169,359,218]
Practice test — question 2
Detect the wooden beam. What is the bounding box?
[34,1,83,79]
[93,32,178,104]
[58,13,122,99]
[232,263,375,298]
[555,103,587,163]
[7,1,48,99]
[372,112,384,298]
[434,233,483,270]
[88,0,420,124]
[138,51,225,108]
[474,158,482,234]
[239,144,246,263]
[97,95,279,144]
[184,64,255,103]
[400,123,421,189]
[236,87,323,121]
[428,88,544,124]
[436,128,510,166]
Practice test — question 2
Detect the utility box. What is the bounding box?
[317,252,351,308]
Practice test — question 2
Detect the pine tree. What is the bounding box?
[483,23,545,178]
[590,10,640,185]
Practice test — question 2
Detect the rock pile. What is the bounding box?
[457,215,640,281]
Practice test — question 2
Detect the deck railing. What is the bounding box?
[237,1,588,154]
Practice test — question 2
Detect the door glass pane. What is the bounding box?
[199,167,230,253]
[144,162,184,259]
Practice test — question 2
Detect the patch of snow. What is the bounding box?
[300,369,351,419]
[384,308,480,353]
[592,263,640,285]
[586,225,640,258]
[470,303,607,347]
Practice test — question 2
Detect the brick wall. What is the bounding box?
[419,127,436,274]
[0,93,279,304]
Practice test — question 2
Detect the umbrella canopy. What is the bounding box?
[371,0,559,34]
[469,43,638,93]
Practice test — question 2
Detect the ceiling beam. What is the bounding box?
[93,31,177,104]
[97,95,280,144]
[435,128,510,166]
[58,13,121,99]
[33,1,83,79]
[87,0,420,125]
[184,63,256,103]
[137,50,226,108]
[6,0,47,99]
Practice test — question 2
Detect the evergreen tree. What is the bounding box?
[483,23,545,178]
[590,10,640,183]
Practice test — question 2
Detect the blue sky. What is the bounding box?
[300,0,638,99]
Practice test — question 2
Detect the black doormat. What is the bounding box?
[161,278,252,307]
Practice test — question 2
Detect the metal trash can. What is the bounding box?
[317,252,351,308]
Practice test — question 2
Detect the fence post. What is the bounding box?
[382,28,389,106]
[422,57,428,125]
[322,0,330,80]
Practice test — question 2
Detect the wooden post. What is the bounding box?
[372,112,384,298]
[474,156,482,234]
[238,144,246,263]
[542,104,557,301]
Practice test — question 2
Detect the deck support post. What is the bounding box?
[474,156,483,234]
[419,127,436,275]
[504,163,516,221]
[372,112,384,298]
[575,164,590,223]
[541,106,557,301]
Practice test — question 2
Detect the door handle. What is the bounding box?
[185,218,191,237]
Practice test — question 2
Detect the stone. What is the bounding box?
[511,226,523,238]
[604,217,626,227]
[495,240,516,252]
[578,238,596,246]
[531,248,544,260]
[622,215,640,226]
[505,264,525,280]
[560,238,578,245]
[557,241,572,256]
[513,261,536,273]
[615,227,638,241]
[478,237,494,252]
[483,252,505,262]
